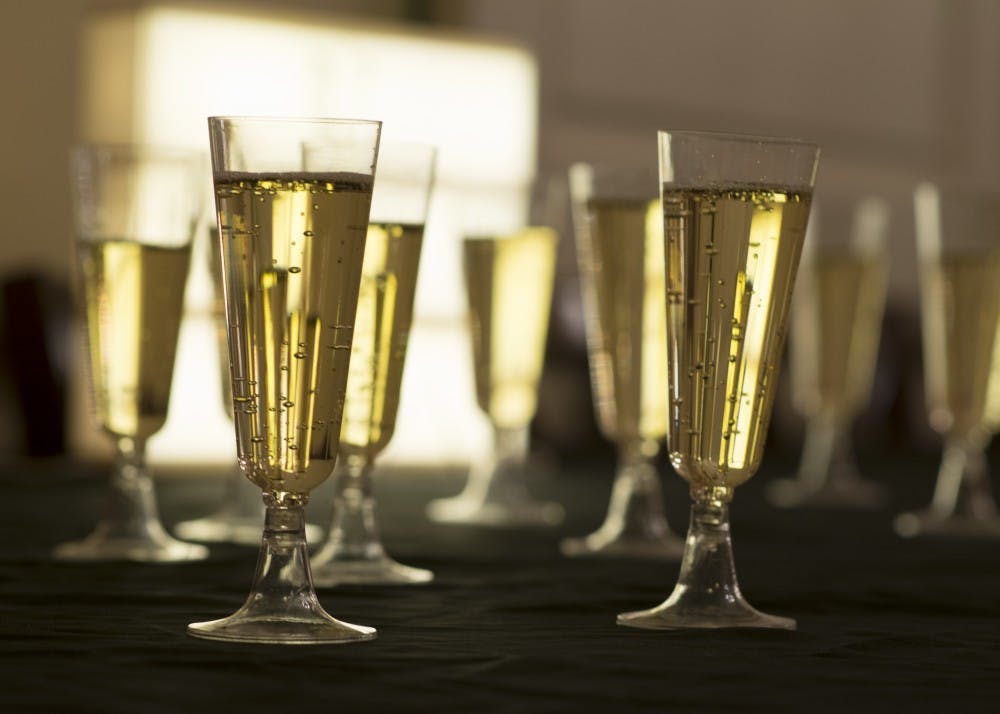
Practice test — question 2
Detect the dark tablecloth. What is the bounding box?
[1,452,998,713]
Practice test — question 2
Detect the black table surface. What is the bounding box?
[1,451,999,713]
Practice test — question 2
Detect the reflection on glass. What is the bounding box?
[311,144,436,586]
[427,228,562,526]
[768,198,890,509]
[55,145,208,563]
[187,116,380,644]
[895,183,1000,538]
[619,130,818,630]
[561,163,683,559]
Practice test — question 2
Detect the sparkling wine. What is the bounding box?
[921,254,1000,442]
[214,173,372,494]
[79,239,191,440]
[339,222,424,460]
[664,187,812,492]
[464,229,557,428]
[577,198,668,444]
[791,254,888,422]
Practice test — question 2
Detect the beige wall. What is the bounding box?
[3,0,997,295]
[453,0,1000,307]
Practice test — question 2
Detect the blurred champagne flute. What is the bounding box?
[426,225,562,526]
[187,116,380,644]
[895,182,1000,538]
[561,162,683,558]
[55,144,208,562]
[311,144,436,585]
[768,196,890,509]
[619,131,818,630]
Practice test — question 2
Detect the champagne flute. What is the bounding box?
[768,196,890,509]
[55,144,208,562]
[426,227,563,527]
[188,116,380,644]
[311,144,436,585]
[174,229,323,545]
[618,131,819,630]
[561,162,683,559]
[894,182,1000,538]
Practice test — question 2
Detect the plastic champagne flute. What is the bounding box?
[618,130,818,630]
[187,116,381,644]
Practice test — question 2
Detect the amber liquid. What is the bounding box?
[214,173,372,494]
[921,254,1000,443]
[339,222,424,461]
[464,229,557,428]
[577,198,668,444]
[664,187,812,493]
[79,240,191,440]
[791,254,888,423]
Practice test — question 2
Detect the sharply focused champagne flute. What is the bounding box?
[174,229,323,545]
[187,116,381,644]
[618,131,818,630]
[426,227,563,526]
[768,196,890,509]
[311,144,436,586]
[55,144,208,562]
[894,182,1000,538]
[561,162,684,558]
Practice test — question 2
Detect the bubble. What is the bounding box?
[289,267,301,274]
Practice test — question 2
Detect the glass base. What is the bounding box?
[426,494,564,527]
[313,556,433,587]
[560,532,685,560]
[894,510,1000,539]
[187,610,376,645]
[617,600,796,630]
[767,475,887,510]
[175,515,323,546]
[53,527,208,562]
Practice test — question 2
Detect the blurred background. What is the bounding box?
[1,0,998,479]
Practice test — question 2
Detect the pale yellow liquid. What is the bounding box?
[664,188,812,494]
[791,255,888,423]
[577,198,668,444]
[214,173,372,494]
[921,254,1000,443]
[79,240,191,440]
[464,229,557,428]
[340,223,424,461]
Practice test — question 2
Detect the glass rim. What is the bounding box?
[208,115,382,128]
[658,129,818,151]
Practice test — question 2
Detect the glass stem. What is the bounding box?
[797,418,837,490]
[667,494,745,612]
[603,440,668,538]
[244,495,324,616]
[100,437,169,541]
[481,424,530,502]
[319,456,384,562]
[931,439,997,519]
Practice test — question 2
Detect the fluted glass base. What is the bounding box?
[54,442,207,562]
[618,498,795,631]
[561,445,683,559]
[188,498,375,645]
[895,440,1000,539]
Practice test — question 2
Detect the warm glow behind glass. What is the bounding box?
[78,4,538,466]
